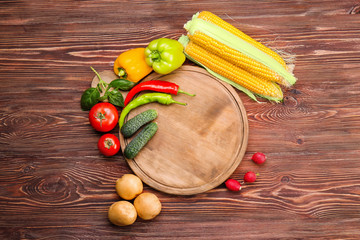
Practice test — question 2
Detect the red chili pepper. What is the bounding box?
[124,80,195,106]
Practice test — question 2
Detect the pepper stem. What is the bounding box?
[117,68,128,78]
[178,89,196,97]
[172,100,187,106]
[149,51,160,62]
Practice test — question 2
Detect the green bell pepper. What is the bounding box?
[144,38,186,75]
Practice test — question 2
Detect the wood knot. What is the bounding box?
[42,176,67,194]
[23,165,35,174]
[296,138,304,145]
[281,176,290,183]
[290,89,302,95]
[348,5,360,14]
[283,96,298,107]
[22,174,70,203]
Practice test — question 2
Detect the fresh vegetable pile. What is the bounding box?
[79,10,297,227]
[80,36,194,226]
[80,36,192,159]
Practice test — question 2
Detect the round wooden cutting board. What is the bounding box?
[115,65,249,195]
[92,65,249,195]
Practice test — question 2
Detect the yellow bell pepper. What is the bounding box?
[113,48,153,83]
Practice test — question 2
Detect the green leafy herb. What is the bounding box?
[109,79,136,91]
[81,87,100,110]
[80,67,135,111]
[108,89,124,107]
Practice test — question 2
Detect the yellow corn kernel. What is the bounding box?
[184,40,283,100]
[188,31,284,85]
[198,11,288,70]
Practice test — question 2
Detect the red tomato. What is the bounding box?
[89,103,119,132]
[98,133,120,156]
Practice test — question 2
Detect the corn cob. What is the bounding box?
[186,14,295,85]
[180,11,297,102]
[188,31,283,85]
[197,11,288,71]
[180,37,283,100]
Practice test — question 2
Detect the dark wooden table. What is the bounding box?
[1,1,360,239]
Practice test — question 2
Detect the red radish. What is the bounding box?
[225,179,241,191]
[252,152,266,164]
[244,171,259,183]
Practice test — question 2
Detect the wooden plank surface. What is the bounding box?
[1,0,360,239]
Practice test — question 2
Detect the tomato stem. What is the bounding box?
[104,139,114,149]
[94,112,106,127]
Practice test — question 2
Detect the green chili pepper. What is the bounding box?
[119,93,187,129]
[144,38,186,75]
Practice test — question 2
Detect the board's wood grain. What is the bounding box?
[1,0,360,239]
[116,66,248,195]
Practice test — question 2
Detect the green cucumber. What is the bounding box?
[124,122,158,159]
[121,109,158,138]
